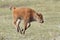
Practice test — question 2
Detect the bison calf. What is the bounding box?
[10,6,44,34]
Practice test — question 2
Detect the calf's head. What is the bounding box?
[36,13,44,23]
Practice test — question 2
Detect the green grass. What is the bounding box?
[0,0,60,40]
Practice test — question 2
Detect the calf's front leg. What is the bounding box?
[22,20,31,34]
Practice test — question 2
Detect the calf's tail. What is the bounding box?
[10,6,16,10]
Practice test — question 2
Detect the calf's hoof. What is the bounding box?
[20,30,22,34]
[17,29,19,32]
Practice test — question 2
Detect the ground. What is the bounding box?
[0,0,60,40]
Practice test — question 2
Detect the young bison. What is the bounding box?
[10,7,44,34]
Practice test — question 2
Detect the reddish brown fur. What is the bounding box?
[10,7,44,34]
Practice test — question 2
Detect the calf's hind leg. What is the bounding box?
[14,18,22,34]
[16,19,22,34]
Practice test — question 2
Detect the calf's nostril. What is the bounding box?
[42,21,44,23]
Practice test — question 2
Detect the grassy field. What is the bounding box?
[0,0,60,40]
